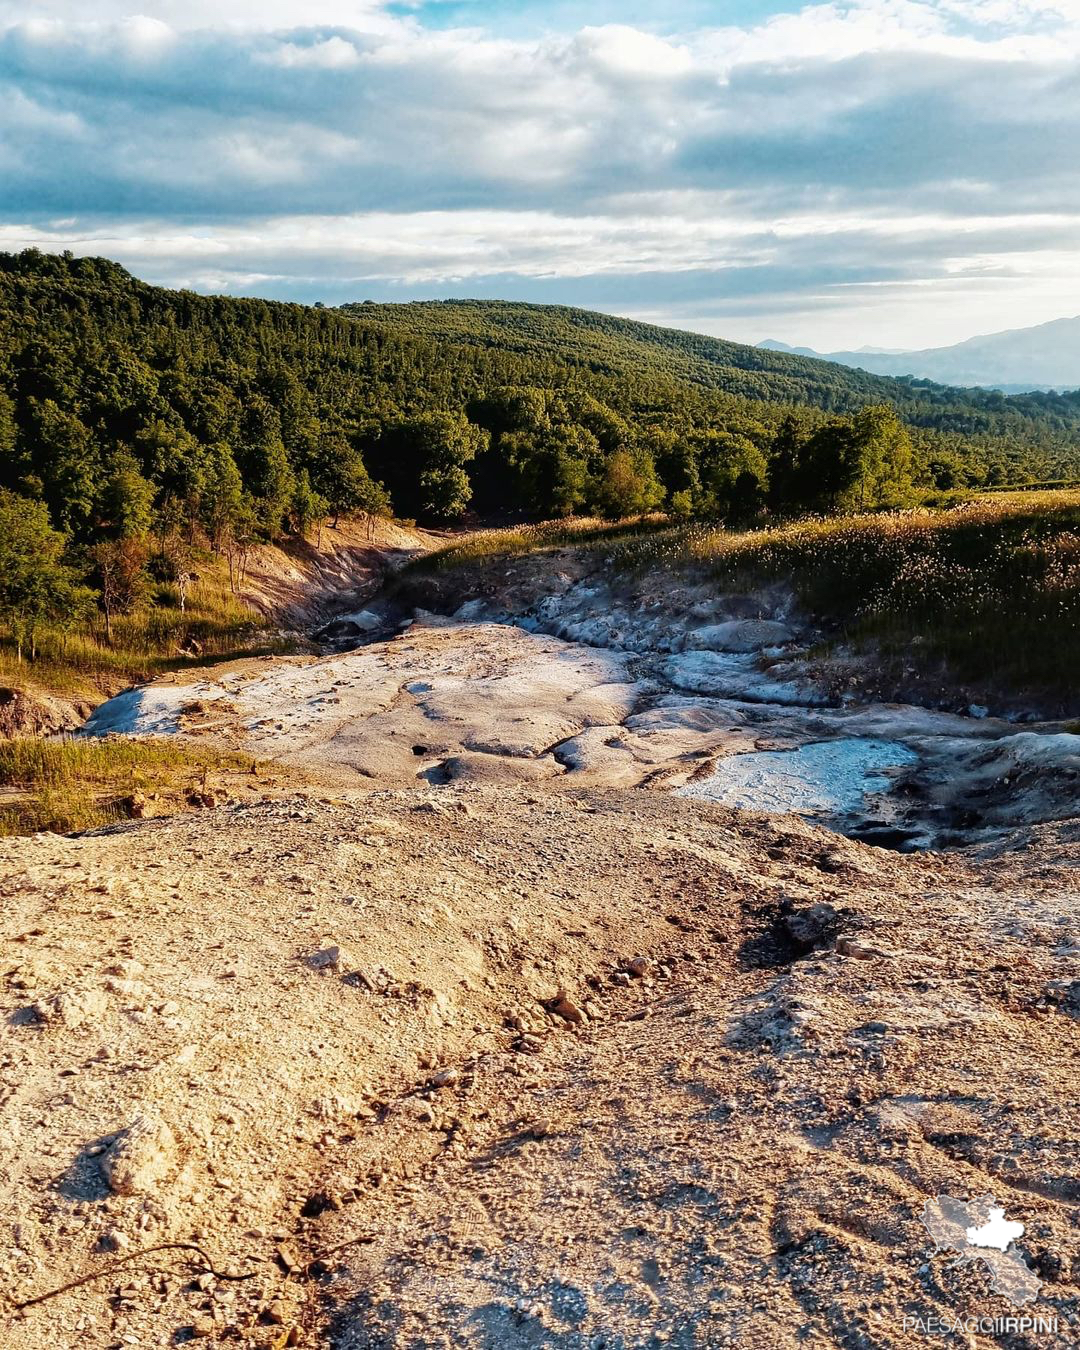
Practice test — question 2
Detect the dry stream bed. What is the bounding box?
[1,561,1077,1349]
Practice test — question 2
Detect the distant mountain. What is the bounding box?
[760,316,1080,392]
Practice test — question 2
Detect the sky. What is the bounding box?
[1,0,1078,349]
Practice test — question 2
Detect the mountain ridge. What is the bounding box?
[760,314,1080,392]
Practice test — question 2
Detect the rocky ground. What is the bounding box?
[83,610,1080,849]
[0,788,1078,1348]
[3,534,1079,1348]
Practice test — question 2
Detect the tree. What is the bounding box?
[290,470,328,541]
[767,415,804,512]
[507,423,596,517]
[99,452,155,539]
[201,445,246,553]
[591,448,665,519]
[307,429,389,526]
[26,399,100,536]
[844,405,916,510]
[0,490,92,660]
[91,537,149,643]
[373,412,487,521]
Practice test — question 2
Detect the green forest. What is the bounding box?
[1,248,1079,658]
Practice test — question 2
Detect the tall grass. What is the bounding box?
[611,490,1080,709]
[403,515,671,573]
[0,736,257,836]
[0,560,277,698]
[404,490,1080,711]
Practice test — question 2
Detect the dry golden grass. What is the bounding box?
[0,559,280,699]
[407,490,1080,711]
[0,735,263,837]
[615,490,1080,709]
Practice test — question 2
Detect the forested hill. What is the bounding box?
[343,298,1080,441]
[2,250,1079,572]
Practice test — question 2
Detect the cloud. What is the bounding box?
[0,0,1078,346]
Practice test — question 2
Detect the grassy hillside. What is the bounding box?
[411,489,1080,714]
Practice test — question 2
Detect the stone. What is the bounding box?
[275,1242,303,1274]
[33,987,109,1030]
[548,990,585,1025]
[1045,979,1080,1017]
[188,1319,218,1340]
[430,1066,460,1088]
[687,619,794,653]
[783,903,840,953]
[836,935,888,960]
[307,945,350,975]
[100,1227,129,1251]
[123,792,151,819]
[627,957,651,978]
[100,1115,177,1195]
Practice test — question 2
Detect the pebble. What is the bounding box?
[308,944,351,975]
[549,990,585,1025]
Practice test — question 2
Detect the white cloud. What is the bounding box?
[0,0,1078,346]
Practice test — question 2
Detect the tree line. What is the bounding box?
[0,249,1075,652]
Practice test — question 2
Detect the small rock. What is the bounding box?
[188,1318,218,1340]
[100,1227,129,1252]
[100,1115,177,1195]
[123,792,151,819]
[626,957,651,978]
[1044,979,1080,1017]
[275,1242,303,1274]
[548,990,585,1025]
[430,1067,459,1089]
[783,903,840,953]
[33,987,109,1030]
[836,935,888,960]
[307,945,350,975]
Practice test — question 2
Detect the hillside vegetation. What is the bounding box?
[413,490,1080,712]
[1,249,1079,696]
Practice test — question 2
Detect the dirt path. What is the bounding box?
[1,786,1077,1347]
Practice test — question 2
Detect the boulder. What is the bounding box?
[687,620,794,653]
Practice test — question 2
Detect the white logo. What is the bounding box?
[921,1194,1041,1306]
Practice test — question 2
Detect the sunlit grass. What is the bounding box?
[0,558,280,698]
[0,736,260,836]
[405,490,1080,711]
[610,490,1080,709]
[405,515,670,573]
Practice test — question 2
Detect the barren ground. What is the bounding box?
[2,534,1079,1349]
